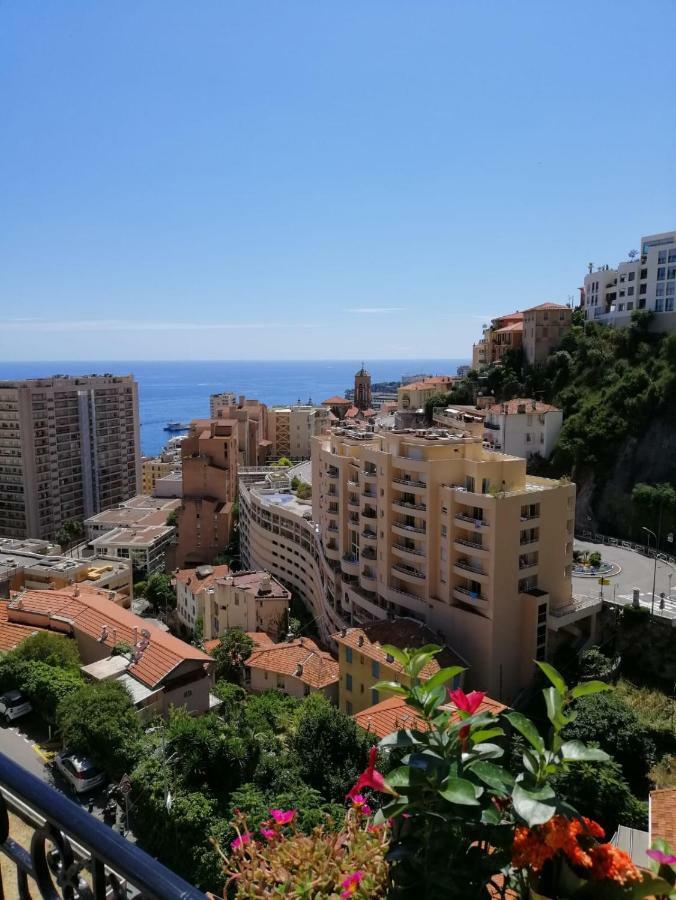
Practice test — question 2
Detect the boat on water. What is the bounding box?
[164,422,190,432]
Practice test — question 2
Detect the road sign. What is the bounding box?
[598,577,611,586]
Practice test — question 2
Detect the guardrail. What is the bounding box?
[0,752,204,899]
[576,531,676,566]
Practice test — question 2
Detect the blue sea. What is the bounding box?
[0,360,468,456]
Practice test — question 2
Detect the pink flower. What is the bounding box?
[269,808,295,826]
[647,847,676,866]
[260,826,277,841]
[341,871,364,897]
[347,747,398,800]
[449,688,486,715]
[350,794,372,815]
[230,832,251,851]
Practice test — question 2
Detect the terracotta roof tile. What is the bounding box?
[7,587,212,689]
[523,302,569,312]
[322,396,352,406]
[354,694,506,739]
[332,620,467,680]
[487,398,560,415]
[0,601,42,652]
[651,788,676,847]
[204,631,274,656]
[246,637,339,689]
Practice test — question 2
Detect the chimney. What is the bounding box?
[295,663,304,676]
[357,635,364,647]
[531,399,537,411]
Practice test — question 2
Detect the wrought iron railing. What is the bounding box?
[0,752,205,899]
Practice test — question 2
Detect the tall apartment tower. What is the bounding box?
[354,365,372,411]
[0,375,141,540]
[176,419,238,567]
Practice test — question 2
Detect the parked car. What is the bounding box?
[0,690,32,722]
[54,751,106,794]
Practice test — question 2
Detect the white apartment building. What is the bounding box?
[209,392,237,417]
[582,230,676,328]
[240,426,598,702]
[174,564,290,638]
[89,524,174,577]
[483,400,563,460]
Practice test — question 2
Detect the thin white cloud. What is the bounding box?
[345,307,405,314]
[2,319,323,333]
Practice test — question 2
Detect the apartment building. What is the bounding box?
[245,637,339,700]
[472,312,524,369]
[267,405,330,460]
[89,525,174,577]
[332,620,466,715]
[176,419,238,567]
[174,564,290,638]
[522,304,572,364]
[240,423,593,702]
[397,376,458,411]
[483,400,563,459]
[209,392,237,417]
[142,457,177,494]
[581,231,676,329]
[0,375,141,540]
[85,495,180,541]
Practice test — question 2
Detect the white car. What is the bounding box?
[54,751,106,794]
[0,690,32,722]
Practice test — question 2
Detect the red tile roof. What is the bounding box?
[487,398,559,415]
[651,788,676,848]
[354,694,506,739]
[494,322,523,333]
[322,396,352,406]
[401,376,456,391]
[0,600,42,652]
[523,302,570,312]
[246,637,339,689]
[332,620,466,680]
[7,587,212,689]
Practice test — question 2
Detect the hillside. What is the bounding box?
[435,311,676,542]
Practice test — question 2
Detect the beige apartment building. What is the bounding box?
[267,405,330,460]
[522,303,572,365]
[0,375,141,540]
[142,457,176,494]
[176,419,238,568]
[397,376,458,411]
[210,395,270,466]
[241,425,597,703]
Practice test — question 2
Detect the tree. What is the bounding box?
[14,632,80,670]
[290,476,300,490]
[295,481,312,499]
[274,456,293,468]
[578,647,615,681]
[56,680,141,778]
[144,572,176,611]
[588,550,602,568]
[56,519,84,551]
[553,759,647,835]
[211,627,254,685]
[0,655,83,723]
[291,693,372,801]
[562,693,656,794]
[166,509,177,526]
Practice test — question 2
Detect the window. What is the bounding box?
[628,271,635,281]
[657,267,666,281]
[657,283,665,298]
[658,250,668,264]
[345,700,353,715]
[627,286,634,296]
[371,689,380,705]
[346,673,353,691]
[371,660,380,679]
[668,268,676,280]
[669,250,676,263]
[345,647,352,663]
[640,283,647,294]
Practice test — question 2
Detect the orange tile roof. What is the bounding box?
[174,565,231,593]
[354,694,506,739]
[402,376,456,391]
[523,302,569,312]
[494,322,523,333]
[650,788,676,847]
[493,311,523,322]
[487,398,559,415]
[345,406,361,419]
[322,396,352,406]
[7,587,212,689]
[204,631,274,655]
[246,637,339,689]
[0,600,42,652]
[332,620,467,680]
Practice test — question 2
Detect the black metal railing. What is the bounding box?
[0,752,205,899]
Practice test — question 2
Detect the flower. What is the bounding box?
[513,817,606,874]
[347,747,398,800]
[230,832,252,851]
[260,826,277,841]
[647,847,676,866]
[449,688,486,715]
[350,794,372,815]
[341,870,364,897]
[589,843,641,885]
[269,808,295,826]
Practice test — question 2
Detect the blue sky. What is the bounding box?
[2,1,675,361]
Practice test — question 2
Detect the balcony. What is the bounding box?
[392,521,426,537]
[0,752,204,899]
[362,508,377,520]
[454,513,489,529]
[347,496,360,509]
[453,537,487,554]
[392,563,425,582]
[392,542,425,558]
[362,528,377,541]
[361,468,377,480]
[327,468,339,479]
[392,476,427,491]
[388,583,426,611]
[341,553,360,576]
[325,541,340,560]
[361,547,377,560]
[362,488,377,498]
[453,586,487,604]
[392,500,427,516]
[453,559,487,580]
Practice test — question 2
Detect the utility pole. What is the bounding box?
[642,526,658,620]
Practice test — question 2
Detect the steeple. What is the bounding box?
[354,363,372,411]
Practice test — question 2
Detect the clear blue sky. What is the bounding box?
[2,1,675,361]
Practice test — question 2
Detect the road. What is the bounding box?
[0,723,48,780]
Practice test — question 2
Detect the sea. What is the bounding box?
[0,359,468,457]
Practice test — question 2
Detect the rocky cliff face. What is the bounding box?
[575,410,676,536]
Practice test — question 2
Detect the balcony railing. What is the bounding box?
[454,513,488,527]
[392,563,425,580]
[455,559,485,576]
[454,537,487,552]
[393,500,427,512]
[392,521,426,535]
[392,543,424,557]
[0,751,204,899]
[392,477,426,488]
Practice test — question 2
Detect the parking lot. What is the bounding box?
[574,538,676,620]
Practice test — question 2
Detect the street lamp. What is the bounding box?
[642,526,658,619]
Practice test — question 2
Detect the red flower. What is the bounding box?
[347,747,398,799]
[260,826,277,840]
[269,808,295,826]
[341,871,364,897]
[230,832,252,851]
[449,688,486,715]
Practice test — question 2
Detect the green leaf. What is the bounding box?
[439,776,480,806]
[372,681,409,696]
[505,711,545,753]
[379,729,420,749]
[423,666,466,692]
[470,727,504,744]
[536,660,567,695]
[543,686,565,730]
[471,742,504,759]
[570,680,612,699]
[386,766,413,789]
[512,782,556,826]
[468,760,514,792]
[481,804,501,825]
[373,798,409,824]
[560,740,610,762]
[380,645,409,667]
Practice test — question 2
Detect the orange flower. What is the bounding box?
[513,816,608,874]
[588,844,641,885]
